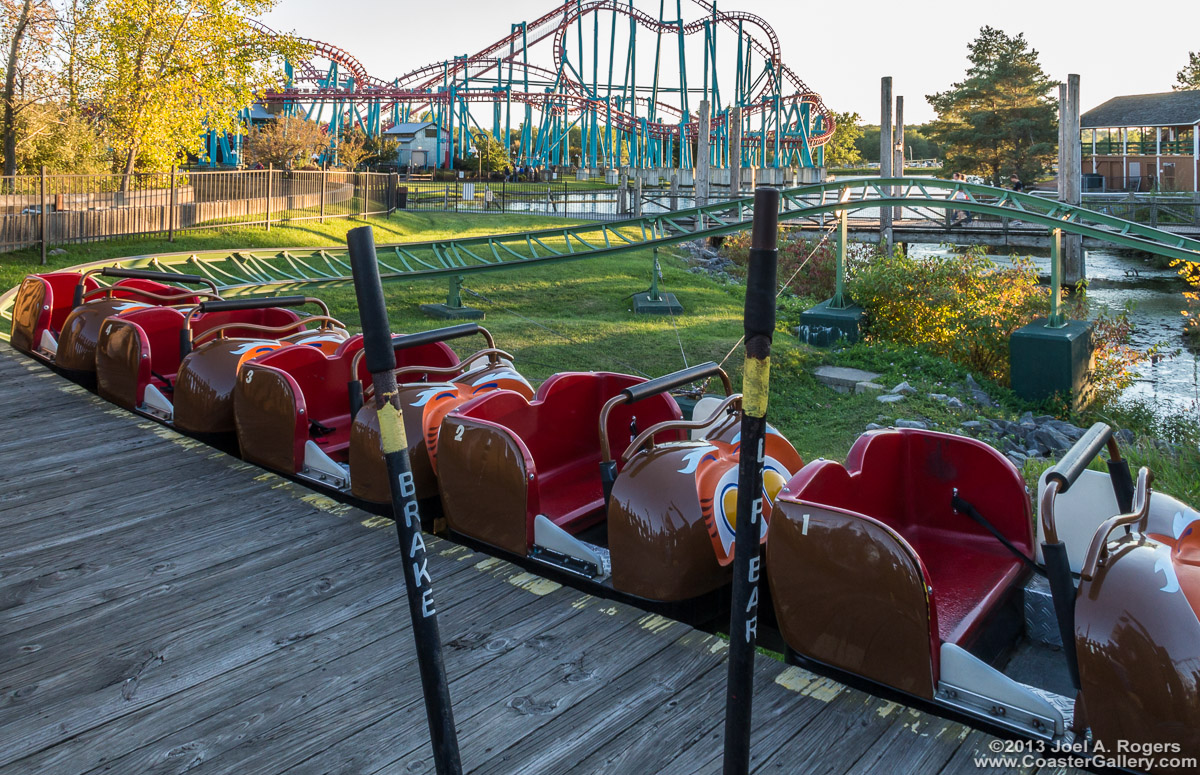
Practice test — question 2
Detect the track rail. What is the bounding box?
[252,0,834,154]
[5,178,1197,340]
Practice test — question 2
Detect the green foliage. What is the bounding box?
[463,129,510,173]
[1176,52,1200,91]
[88,0,305,181]
[926,26,1057,185]
[721,230,871,324]
[243,115,326,169]
[853,124,941,164]
[10,102,108,173]
[822,111,863,168]
[848,246,1047,382]
[332,129,369,170]
[1169,257,1200,342]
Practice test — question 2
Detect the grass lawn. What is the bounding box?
[4,209,1198,504]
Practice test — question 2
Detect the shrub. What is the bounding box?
[847,246,1045,383]
[1169,258,1200,342]
[1067,283,1164,408]
[722,230,865,301]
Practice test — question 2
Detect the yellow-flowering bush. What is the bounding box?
[1170,258,1200,342]
[848,246,1046,384]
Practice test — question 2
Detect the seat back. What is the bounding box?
[10,273,99,352]
[191,307,304,344]
[795,428,1031,554]
[455,372,681,527]
[235,334,458,475]
[781,428,1033,653]
[106,278,202,305]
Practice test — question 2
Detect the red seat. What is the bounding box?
[9,272,99,353]
[448,372,684,541]
[95,306,303,409]
[236,335,458,473]
[784,429,1032,649]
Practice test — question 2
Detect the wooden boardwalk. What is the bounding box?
[0,343,1073,775]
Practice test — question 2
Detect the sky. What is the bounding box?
[261,0,1199,125]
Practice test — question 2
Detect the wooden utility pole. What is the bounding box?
[879,78,893,255]
[730,107,743,197]
[696,99,711,209]
[1059,75,1084,284]
[893,96,905,220]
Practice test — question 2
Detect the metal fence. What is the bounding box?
[1,167,400,256]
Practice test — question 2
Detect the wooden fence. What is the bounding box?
[0,167,401,257]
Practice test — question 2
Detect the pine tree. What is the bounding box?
[926,27,1057,186]
[1176,52,1200,91]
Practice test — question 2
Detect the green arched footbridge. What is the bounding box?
[4,177,1198,339]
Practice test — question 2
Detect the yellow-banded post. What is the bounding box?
[723,187,779,775]
[346,225,462,775]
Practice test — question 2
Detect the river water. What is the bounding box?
[909,242,1197,414]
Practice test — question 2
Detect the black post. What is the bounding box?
[346,225,463,775]
[722,187,779,775]
[168,164,177,242]
[265,163,273,231]
[40,164,48,265]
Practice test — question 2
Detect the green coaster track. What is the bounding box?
[4,178,1199,340]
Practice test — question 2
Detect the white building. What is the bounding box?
[383,121,443,169]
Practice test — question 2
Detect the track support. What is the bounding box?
[421,274,484,319]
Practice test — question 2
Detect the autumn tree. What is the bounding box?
[1,0,57,177]
[333,129,369,170]
[822,111,864,168]
[89,0,304,188]
[1177,52,1200,91]
[465,128,509,173]
[926,27,1057,186]
[243,115,326,169]
[12,102,108,173]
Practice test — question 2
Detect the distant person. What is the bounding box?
[1009,173,1025,192]
[951,172,973,226]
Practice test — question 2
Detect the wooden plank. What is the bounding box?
[563,654,773,774]
[0,530,407,766]
[0,479,362,631]
[78,562,572,775]
[464,627,729,775]
[843,706,969,775]
[2,547,505,775]
[937,730,1036,775]
[183,590,653,775]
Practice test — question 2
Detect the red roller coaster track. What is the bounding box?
[253,0,835,153]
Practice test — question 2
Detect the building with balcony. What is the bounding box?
[1080,90,1200,192]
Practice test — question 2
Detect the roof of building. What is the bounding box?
[383,121,437,136]
[245,103,276,121]
[1081,90,1200,129]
